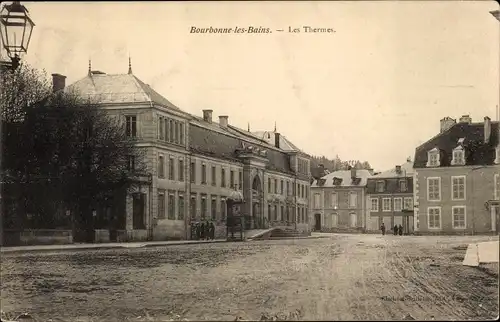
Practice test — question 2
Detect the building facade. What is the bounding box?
[65,65,311,241]
[365,161,414,234]
[311,168,373,232]
[413,115,500,235]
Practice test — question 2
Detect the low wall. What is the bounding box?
[94,229,110,243]
[3,229,73,246]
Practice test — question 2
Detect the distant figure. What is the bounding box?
[209,222,215,240]
[381,223,386,236]
[393,225,399,235]
[200,222,205,240]
[399,224,404,236]
[204,221,210,240]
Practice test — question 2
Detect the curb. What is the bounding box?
[1,239,231,254]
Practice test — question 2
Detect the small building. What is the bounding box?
[413,115,499,235]
[366,160,415,234]
[311,168,373,232]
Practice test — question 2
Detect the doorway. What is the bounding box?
[314,213,321,231]
[133,193,146,229]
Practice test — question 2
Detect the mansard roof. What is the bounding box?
[413,121,499,168]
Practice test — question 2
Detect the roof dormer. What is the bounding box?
[426,147,440,167]
[451,145,465,166]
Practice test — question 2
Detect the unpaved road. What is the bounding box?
[1,233,498,321]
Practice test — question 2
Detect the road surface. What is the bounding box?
[1,233,498,321]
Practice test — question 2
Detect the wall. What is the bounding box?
[414,166,499,234]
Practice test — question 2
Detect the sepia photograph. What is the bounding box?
[0,1,499,321]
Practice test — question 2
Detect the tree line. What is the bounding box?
[310,155,373,172]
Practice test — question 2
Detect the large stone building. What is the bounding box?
[63,64,312,241]
[310,168,373,232]
[365,160,415,234]
[413,115,499,235]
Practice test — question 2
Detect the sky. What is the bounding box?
[4,1,500,171]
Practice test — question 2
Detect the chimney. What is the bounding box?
[351,167,357,179]
[440,117,456,133]
[459,115,472,124]
[395,165,402,175]
[202,109,213,123]
[274,132,281,149]
[51,73,66,93]
[219,115,228,128]
[484,116,492,144]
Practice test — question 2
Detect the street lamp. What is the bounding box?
[0,1,35,71]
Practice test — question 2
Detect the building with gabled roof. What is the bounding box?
[60,62,312,242]
[412,114,500,235]
[366,160,415,234]
[310,168,373,232]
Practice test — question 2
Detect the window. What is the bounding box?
[201,163,207,184]
[400,180,407,192]
[125,115,137,138]
[451,147,465,165]
[452,176,466,200]
[280,205,284,221]
[157,190,166,219]
[377,181,385,193]
[230,170,235,189]
[169,119,174,142]
[174,121,179,144]
[349,213,357,227]
[427,148,440,167]
[190,193,197,219]
[427,177,441,201]
[178,159,184,181]
[220,198,227,221]
[211,196,217,220]
[211,166,216,186]
[394,198,402,212]
[314,193,321,208]
[403,197,413,210]
[178,194,184,220]
[268,178,272,192]
[286,205,290,222]
[330,193,338,208]
[127,155,135,171]
[190,161,195,183]
[221,168,226,187]
[280,180,284,195]
[274,179,278,193]
[167,192,175,220]
[179,123,184,145]
[267,204,272,220]
[201,195,207,219]
[427,207,441,229]
[382,198,391,212]
[452,206,466,229]
[273,204,278,221]
[159,117,164,140]
[158,155,165,178]
[371,198,379,212]
[169,157,175,180]
[349,192,357,208]
[301,185,305,198]
[495,174,500,200]
[164,118,169,141]
[305,207,309,223]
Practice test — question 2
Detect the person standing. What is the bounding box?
[381,222,386,236]
[398,224,404,236]
[200,222,205,240]
[393,225,398,236]
[210,222,215,240]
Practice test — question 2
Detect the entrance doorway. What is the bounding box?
[314,213,321,231]
[132,193,146,229]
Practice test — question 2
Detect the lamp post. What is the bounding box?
[0,1,35,71]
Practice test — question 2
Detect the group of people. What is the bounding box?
[192,221,216,240]
[380,223,404,236]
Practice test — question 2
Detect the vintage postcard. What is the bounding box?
[0,1,499,321]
